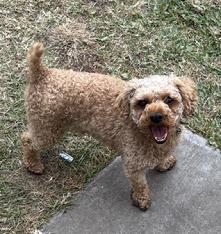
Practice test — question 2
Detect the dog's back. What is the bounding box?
[25,43,127,146]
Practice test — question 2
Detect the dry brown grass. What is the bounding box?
[47,20,105,72]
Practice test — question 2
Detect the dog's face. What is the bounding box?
[117,75,197,144]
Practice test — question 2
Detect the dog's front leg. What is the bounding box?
[128,170,151,211]
[155,155,176,172]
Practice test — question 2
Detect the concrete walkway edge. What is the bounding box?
[43,129,221,234]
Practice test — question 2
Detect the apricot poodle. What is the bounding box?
[21,43,197,211]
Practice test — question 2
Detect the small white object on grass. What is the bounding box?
[59,151,74,162]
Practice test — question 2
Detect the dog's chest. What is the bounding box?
[123,134,180,176]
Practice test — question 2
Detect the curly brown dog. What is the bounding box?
[21,43,197,211]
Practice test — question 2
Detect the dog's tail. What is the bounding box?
[27,42,45,83]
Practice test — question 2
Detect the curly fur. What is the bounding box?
[22,43,198,210]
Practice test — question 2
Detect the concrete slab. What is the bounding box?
[43,130,221,234]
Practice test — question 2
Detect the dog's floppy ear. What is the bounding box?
[115,82,137,116]
[173,76,198,117]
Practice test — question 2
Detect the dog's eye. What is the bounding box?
[137,100,148,107]
[164,96,174,104]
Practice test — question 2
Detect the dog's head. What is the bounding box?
[116,75,197,144]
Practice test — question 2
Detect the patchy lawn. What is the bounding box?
[0,0,220,233]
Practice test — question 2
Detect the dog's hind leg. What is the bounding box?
[21,131,44,174]
[21,124,66,174]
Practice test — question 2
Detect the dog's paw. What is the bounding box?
[131,189,151,211]
[25,161,44,175]
[155,155,176,172]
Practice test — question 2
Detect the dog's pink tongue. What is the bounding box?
[150,126,168,141]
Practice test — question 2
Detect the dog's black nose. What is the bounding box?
[150,113,164,123]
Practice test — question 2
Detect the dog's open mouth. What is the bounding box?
[150,126,168,144]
